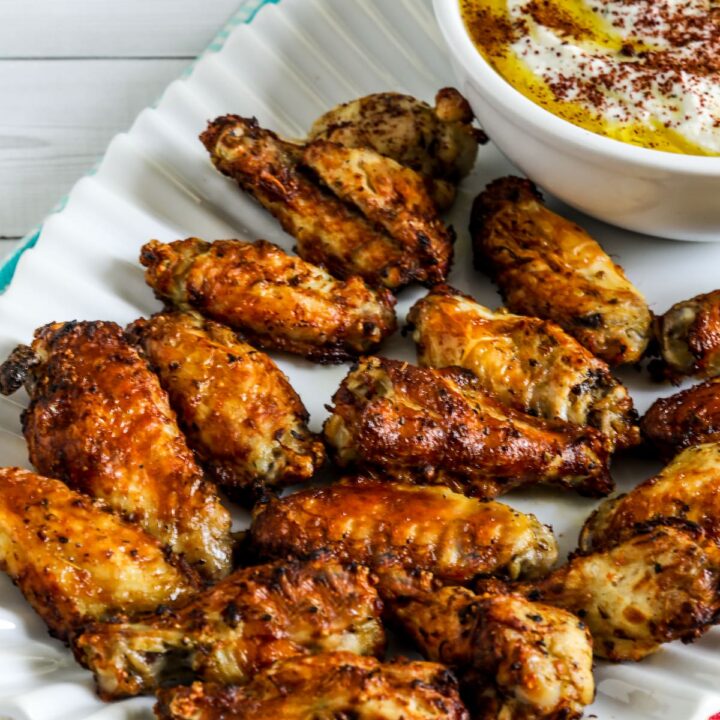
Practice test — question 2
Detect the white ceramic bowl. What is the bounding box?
[433,0,720,241]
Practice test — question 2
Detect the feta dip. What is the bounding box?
[461,0,720,155]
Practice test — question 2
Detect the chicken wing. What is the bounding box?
[250,477,557,588]
[470,177,652,365]
[651,289,720,381]
[155,653,469,720]
[408,284,640,449]
[0,467,198,642]
[500,526,720,661]
[74,556,384,700]
[580,442,720,551]
[641,378,720,458]
[309,88,484,210]
[393,586,594,720]
[200,116,451,289]
[127,311,324,498]
[140,238,397,363]
[323,356,612,500]
[0,321,232,581]
[302,140,453,284]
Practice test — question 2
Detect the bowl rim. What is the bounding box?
[433,0,720,175]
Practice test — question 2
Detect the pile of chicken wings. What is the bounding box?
[2,89,720,720]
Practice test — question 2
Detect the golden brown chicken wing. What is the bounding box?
[155,653,469,720]
[323,356,612,500]
[394,586,594,720]
[651,289,720,381]
[408,284,640,449]
[470,177,652,365]
[302,140,453,283]
[74,556,384,700]
[641,379,720,458]
[250,477,557,587]
[0,321,232,581]
[580,442,720,551]
[309,87,484,210]
[0,467,198,642]
[127,311,324,498]
[140,238,397,363]
[200,116,452,289]
[500,526,720,661]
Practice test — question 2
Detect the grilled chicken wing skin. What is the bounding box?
[302,140,454,284]
[74,556,384,700]
[140,238,397,363]
[501,526,720,661]
[127,311,324,497]
[0,321,232,581]
[250,477,558,587]
[394,586,594,720]
[641,379,720,458]
[580,442,720,551]
[155,653,469,720]
[651,289,720,381]
[470,177,652,365]
[408,284,640,449]
[200,116,450,290]
[323,356,612,500]
[0,467,198,642]
[309,88,484,210]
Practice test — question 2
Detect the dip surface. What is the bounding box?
[460,0,720,155]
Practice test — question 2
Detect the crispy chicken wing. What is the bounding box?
[309,88,484,210]
[408,284,640,449]
[74,556,384,700]
[0,467,198,642]
[155,653,469,720]
[580,442,720,551]
[0,321,232,581]
[323,356,612,500]
[470,177,652,365]
[250,477,558,587]
[651,289,720,381]
[140,238,397,363]
[302,140,454,283]
[641,379,720,458]
[394,586,594,720]
[501,526,720,661]
[200,116,452,289]
[127,311,324,498]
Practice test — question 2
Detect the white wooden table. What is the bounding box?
[0,0,243,264]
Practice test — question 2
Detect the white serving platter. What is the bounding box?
[1,1,720,718]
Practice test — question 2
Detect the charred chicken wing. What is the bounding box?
[502,526,720,661]
[302,140,454,283]
[323,356,612,500]
[641,379,720,458]
[652,289,720,381]
[408,284,640,449]
[128,311,324,498]
[580,442,720,551]
[0,467,198,642]
[140,238,397,363]
[74,556,384,700]
[470,177,652,365]
[250,477,558,587]
[0,321,232,581]
[394,586,594,720]
[200,116,452,289]
[309,87,484,210]
[155,653,469,720]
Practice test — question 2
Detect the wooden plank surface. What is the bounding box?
[0,58,188,237]
[0,0,241,58]
[0,0,244,245]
